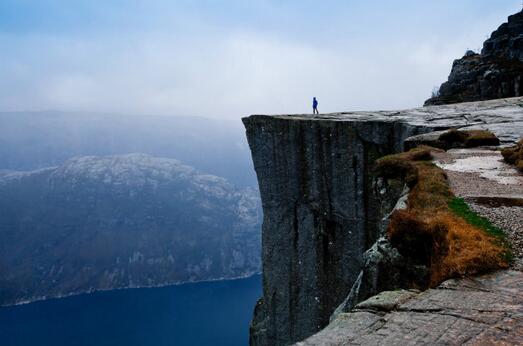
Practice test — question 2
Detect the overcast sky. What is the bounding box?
[0,0,521,118]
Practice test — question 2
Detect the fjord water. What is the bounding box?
[0,275,261,346]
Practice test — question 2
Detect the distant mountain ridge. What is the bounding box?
[0,111,256,187]
[0,154,261,306]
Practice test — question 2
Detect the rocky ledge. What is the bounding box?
[244,97,523,345]
[297,270,523,345]
[297,145,523,345]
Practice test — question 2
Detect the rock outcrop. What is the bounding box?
[243,98,523,345]
[425,10,523,105]
[297,270,523,345]
[244,118,424,346]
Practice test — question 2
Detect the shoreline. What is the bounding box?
[0,271,261,308]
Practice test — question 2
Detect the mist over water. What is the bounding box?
[0,111,256,187]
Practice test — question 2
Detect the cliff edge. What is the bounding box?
[243,98,523,345]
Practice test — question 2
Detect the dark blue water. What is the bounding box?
[0,275,261,346]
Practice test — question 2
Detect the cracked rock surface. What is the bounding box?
[296,270,523,345]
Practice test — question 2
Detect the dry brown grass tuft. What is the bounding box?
[374,147,434,187]
[463,130,500,147]
[430,212,508,286]
[377,146,509,288]
[404,146,436,161]
[439,128,468,144]
[501,138,523,172]
[407,162,451,211]
[388,210,449,267]
[439,129,500,148]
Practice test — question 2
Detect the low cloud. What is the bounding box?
[0,1,519,118]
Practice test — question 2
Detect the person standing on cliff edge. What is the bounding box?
[312,97,319,114]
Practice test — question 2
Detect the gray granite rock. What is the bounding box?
[329,238,409,322]
[425,10,523,105]
[243,97,523,345]
[296,270,523,345]
[354,289,419,312]
[243,118,424,346]
[329,185,429,323]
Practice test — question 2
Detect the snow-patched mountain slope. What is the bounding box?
[0,154,261,306]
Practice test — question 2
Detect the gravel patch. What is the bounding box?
[433,148,523,271]
[468,202,523,271]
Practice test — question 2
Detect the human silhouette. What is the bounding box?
[313,97,319,114]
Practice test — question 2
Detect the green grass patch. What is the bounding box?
[378,147,511,286]
[449,197,512,260]
[449,198,504,238]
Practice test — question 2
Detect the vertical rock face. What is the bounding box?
[425,10,523,105]
[483,10,523,61]
[243,115,427,345]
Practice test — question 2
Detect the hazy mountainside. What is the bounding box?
[0,111,256,187]
[0,154,261,306]
[425,10,523,105]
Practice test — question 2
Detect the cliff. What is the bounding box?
[243,98,523,345]
[425,10,523,105]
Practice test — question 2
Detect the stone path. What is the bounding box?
[434,148,523,270]
[296,270,523,345]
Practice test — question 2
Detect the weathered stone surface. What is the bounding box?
[425,11,523,105]
[483,11,523,61]
[296,270,523,345]
[406,117,523,148]
[354,289,419,312]
[329,234,430,323]
[244,97,523,345]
